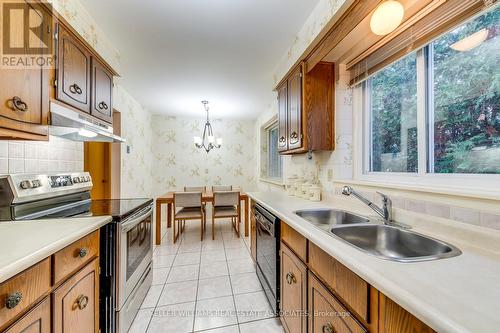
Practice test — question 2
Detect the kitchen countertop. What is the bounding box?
[248,191,500,333]
[0,216,112,284]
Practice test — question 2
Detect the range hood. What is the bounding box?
[49,102,125,143]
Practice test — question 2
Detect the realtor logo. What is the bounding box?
[1,0,54,68]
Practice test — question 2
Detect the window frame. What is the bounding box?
[354,42,500,198]
[260,120,283,184]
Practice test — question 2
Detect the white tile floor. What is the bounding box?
[129,219,285,333]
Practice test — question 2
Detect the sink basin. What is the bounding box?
[330,225,461,262]
[295,209,370,231]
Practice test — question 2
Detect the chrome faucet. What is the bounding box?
[341,186,392,224]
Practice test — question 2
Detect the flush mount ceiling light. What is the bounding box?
[450,28,489,52]
[193,100,222,153]
[370,0,404,36]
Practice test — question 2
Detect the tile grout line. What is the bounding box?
[222,226,243,333]
[191,228,204,333]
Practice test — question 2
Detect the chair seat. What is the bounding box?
[175,207,203,219]
[213,205,238,217]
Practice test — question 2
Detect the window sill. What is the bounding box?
[259,178,285,187]
[335,178,500,201]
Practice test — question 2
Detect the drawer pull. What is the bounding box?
[6,291,22,309]
[279,136,286,143]
[69,83,83,95]
[10,96,28,112]
[76,294,89,310]
[290,131,299,140]
[78,248,88,258]
[322,322,335,333]
[286,272,296,285]
[98,101,109,110]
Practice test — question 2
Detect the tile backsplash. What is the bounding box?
[0,136,84,175]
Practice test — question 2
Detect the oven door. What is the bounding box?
[117,204,153,309]
[255,212,278,304]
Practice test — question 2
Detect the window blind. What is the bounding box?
[348,0,496,86]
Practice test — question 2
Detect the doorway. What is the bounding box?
[84,110,121,199]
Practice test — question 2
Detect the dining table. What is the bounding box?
[155,190,249,245]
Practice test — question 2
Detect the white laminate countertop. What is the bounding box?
[0,216,112,284]
[247,191,500,333]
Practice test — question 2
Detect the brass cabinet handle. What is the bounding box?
[286,272,296,285]
[279,136,286,143]
[78,247,88,258]
[10,96,28,112]
[322,322,335,333]
[6,291,22,309]
[290,131,299,140]
[76,294,89,310]
[98,101,109,110]
[69,83,83,95]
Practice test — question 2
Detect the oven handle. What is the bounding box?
[121,205,153,233]
[256,215,274,236]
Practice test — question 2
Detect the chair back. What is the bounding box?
[184,186,206,192]
[213,191,239,207]
[212,185,232,192]
[174,192,202,208]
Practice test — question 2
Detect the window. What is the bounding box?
[267,125,282,180]
[362,8,500,182]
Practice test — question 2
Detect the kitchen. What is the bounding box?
[0,0,499,333]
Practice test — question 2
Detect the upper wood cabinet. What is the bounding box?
[91,59,113,123]
[56,24,92,113]
[276,61,335,154]
[0,1,51,140]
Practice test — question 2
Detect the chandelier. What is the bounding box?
[193,100,222,153]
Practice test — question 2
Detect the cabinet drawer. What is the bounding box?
[281,221,307,262]
[308,273,366,333]
[53,231,99,285]
[3,296,50,333]
[280,243,307,333]
[309,243,369,322]
[0,258,51,330]
[53,258,99,333]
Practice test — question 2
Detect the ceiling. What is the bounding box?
[83,0,319,119]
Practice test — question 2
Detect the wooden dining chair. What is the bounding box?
[211,191,240,240]
[173,192,204,243]
[184,186,207,230]
[211,185,232,192]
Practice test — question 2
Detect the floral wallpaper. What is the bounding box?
[151,115,256,196]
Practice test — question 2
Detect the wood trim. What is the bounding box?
[379,293,435,333]
[305,0,383,74]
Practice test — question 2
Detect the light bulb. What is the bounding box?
[370,1,404,36]
[208,136,215,143]
[216,138,222,146]
[194,136,202,145]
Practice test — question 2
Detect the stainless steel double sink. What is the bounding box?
[294,209,461,262]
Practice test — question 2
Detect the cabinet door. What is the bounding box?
[53,258,99,333]
[0,1,49,138]
[280,243,307,333]
[4,297,50,333]
[308,273,366,333]
[91,59,113,123]
[250,210,257,261]
[277,83,288,152]
[57,25,91,113]
[287,66,302,150]
[379,294,435,333]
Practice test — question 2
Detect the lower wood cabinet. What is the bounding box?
[280,243,307,333]
[53,258,99,333]
[3,297,51,333]
[308,273,366,333]
[273,218,437,333]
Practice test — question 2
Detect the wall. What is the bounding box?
[256,1,500,231]
[0,137,83,175]
[151,115,256,196]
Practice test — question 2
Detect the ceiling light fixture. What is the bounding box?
[450,28,489,52]
[370,0,404,36]
[194,100,222,153]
